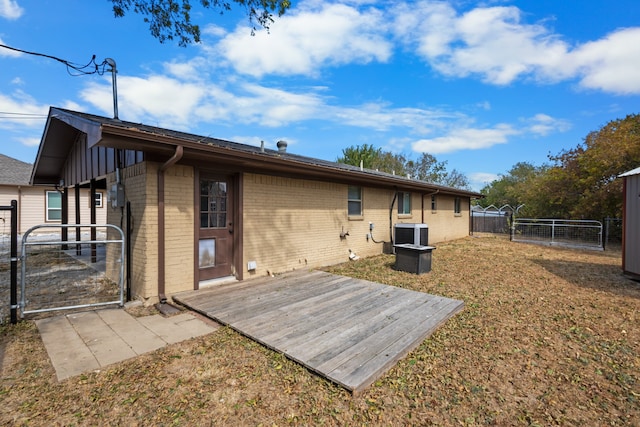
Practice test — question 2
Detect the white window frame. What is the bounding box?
[348,186,363,217]
[45,190,62,222]
[93,191,104,208]
[398,192,411,215]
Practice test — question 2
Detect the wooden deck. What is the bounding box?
[173,270,464,394]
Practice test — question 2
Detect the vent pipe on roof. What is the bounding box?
[277,140,287,152]
[105,58,119,120]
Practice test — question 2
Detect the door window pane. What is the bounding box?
[200,180,228,228]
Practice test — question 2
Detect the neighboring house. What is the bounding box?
[31,107,482,304]
[620,166,640,279]
[0,154,105,234]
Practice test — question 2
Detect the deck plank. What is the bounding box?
[173,270,463,394]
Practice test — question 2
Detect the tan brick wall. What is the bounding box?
[163,164,195,295]
[105,166,471,300]
[242,173,470,278]
[106,162,159,302]
[106,162,195,302]
[421,194,470,243]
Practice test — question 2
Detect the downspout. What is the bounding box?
[157,145,183,304]
[389,188,398,244]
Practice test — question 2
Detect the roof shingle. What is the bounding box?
[0,154,33,185]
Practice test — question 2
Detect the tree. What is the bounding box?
[479,114,640,219]
[337,144,382,170]
[337,145,470,189]
[110,0,292,46]
[545,114,640,219]
[479,162,544,211]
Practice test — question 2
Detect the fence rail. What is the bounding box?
[19,224,125,318]
[511,218,603,250]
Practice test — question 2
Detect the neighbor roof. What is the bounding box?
[0,154,33,186]
[32,107,482,198]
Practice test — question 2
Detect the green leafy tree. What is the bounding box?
[479,114,640,219]
[479,162,543,210]
[337,144,382,170]
[545,114,640,219]
[110,0,292,46]
[337,145,470,189]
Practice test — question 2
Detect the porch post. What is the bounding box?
[75,184,81,255]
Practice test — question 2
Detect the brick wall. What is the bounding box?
[105,166,471,300]
[106,162,195,302]
[241,173,471,278]
[106,162,158,302]
[162,164,195,294]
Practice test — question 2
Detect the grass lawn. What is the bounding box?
[1,235,638,425]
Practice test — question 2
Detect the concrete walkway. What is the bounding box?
[35,308,218,381]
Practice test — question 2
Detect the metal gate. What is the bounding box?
[1,200,18,324]
[511,218,603,250]
[20,224,124,318]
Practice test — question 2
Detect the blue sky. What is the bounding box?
[1,0,639,190]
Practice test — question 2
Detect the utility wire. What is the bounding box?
[0,43,110,76]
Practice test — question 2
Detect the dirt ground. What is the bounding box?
[1,235,638,425]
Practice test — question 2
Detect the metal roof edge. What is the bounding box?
[619,166,640,178]
[44,108,482,198]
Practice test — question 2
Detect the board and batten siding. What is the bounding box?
[622,169,640,278]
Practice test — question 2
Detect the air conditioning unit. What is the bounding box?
[394,223,428,246]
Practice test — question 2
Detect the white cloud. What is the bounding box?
[393,3,569,85]
[17,136,40,147]
[0,0,23,19]
[569,27,640,95]
[0,91,48,130]
[81,75,207,127]
[411,124,518,154]
[391,1,640,94]
[79,68,460,134]
[215,2,392,77]
[0,37,22,57]
[469,172,499,189]
[525,113,571,136]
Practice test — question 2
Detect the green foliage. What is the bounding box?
[336,144,470,189]
[110,0,292,46]
[480,114,640,219]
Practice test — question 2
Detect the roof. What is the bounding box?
[0,154,33,185]
[32,107,482,198]
[619,166,640,178]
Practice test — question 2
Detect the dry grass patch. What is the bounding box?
[1,236,638,425]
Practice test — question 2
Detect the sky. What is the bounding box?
[1,0,639,190]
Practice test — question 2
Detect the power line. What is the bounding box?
[0,43,110,76]
[0,112,48,120]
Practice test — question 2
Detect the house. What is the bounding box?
[31,107,482,304]
[620,166,640,279]
[0,153,105,234]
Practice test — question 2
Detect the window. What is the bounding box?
[454,197,461,215]
[46,191,62,222]
[200,180,228,228]
[348,186,362,216]
[431,195,437,212]
[93,191,103,208]
[397,192,411,215]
